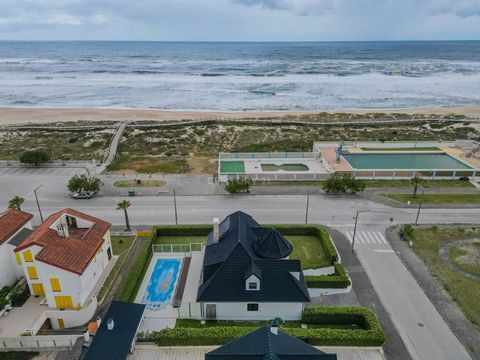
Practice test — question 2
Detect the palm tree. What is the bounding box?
[117,200,131,232]
[8,196,25,211]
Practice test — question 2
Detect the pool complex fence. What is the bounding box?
[313,140,479,151]
[152,242,206,255]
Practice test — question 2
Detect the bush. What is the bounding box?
[402,224,414,238]
[19,151,50,165]
[459,176,469,181]
[322,173,365,194]
[305,263,351,288]
[152,307,385,347]
[225,177,253,193]
[67,174,103,193]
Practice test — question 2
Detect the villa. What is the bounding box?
[196,211,310,321]
[0,208,33,288]
[12,208,113,330]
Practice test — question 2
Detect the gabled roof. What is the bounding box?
[253,228,293,259]
[198,212,309,303]
[15,208,110,275]
[0,209,33,246]
[85,301,146,360]
[205,325,337,360]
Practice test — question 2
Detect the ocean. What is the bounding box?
[0,41,480,110]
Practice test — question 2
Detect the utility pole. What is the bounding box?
[305,190,310,224]
[34,185,44,223]
[173,189,178,225]
[351,209,371,253]
[415,187,425,225]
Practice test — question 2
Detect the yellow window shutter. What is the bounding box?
[15,253,22,265]
[50,278,61,292]
[32,283,45,296]
[24,250,33,262]
[58,319,65,329]
[55,296,73,309]
[27,266,38,279]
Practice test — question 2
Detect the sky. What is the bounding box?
[0,0,479,41]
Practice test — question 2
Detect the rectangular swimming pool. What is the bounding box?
[342,153,472,170]
[141,258,182,310]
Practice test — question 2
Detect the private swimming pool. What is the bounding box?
[342,153,473,170]
[141,258,182,310]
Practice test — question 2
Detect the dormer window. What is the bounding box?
[245,274,260,291]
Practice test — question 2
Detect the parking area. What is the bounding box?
[0,166,87,176]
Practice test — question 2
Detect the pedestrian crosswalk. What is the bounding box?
[345,230,389,246]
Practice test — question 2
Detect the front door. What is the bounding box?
[107,247,112,261]
[206,304,216,320]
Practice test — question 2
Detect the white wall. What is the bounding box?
[0,223,32,288]
[205,302,303,321]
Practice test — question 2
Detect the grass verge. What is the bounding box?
[382,193,480,204]
[113,179,166,187]
[286,235,330,269]
[407,225,480,328]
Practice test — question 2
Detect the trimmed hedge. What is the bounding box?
[266,224,338,263]
[305,263,351,289]
[152,307,385,347]
[154,224,212,238]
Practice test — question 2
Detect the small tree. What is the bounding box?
[322,173,365,194]
[224,177,253,194]
[8,196,25,211]
[19,151,49,165]
[67,175,103,193]
[117,200,131,232]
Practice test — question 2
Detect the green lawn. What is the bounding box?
[113,179,166,187]
[365,179,473,188]
[111,236,135,255]
[360,147,440,152]
[383,193,480,204]
[286,235,330,269]
[0,352,40,360]
[408,226,480,328]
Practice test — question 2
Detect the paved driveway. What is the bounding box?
[129,346,385,360]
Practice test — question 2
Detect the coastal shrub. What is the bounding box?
[19,150,50,165]
[322,173,365,194]
[152,307,385,347]
[225,177,253,194]
[305,263,351,288]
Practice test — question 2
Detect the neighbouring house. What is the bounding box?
[85,301,146,360]
[14,208,112,329]
[197,211,310,321]
[0,208,33,288]
[205,323,337,359]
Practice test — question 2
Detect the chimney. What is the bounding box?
[213,218,220,243]
[107,318,114,330]
[96,316,102,328]
[270,324,278,336]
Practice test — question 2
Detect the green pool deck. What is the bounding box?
[342,152,473,170]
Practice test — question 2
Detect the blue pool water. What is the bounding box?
[142,258,182,309]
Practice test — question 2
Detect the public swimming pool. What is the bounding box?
[342,153,472,170]
[141,258,182,310]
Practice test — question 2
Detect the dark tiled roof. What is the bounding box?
[253,228,293,259]
[7,228,33,247]
[198,212,309,303]
[205,325,337,360]
[85,301,146,360]
[15,208,110,275]
[0,209,33,245]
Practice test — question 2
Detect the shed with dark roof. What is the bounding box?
[85,301,146,360]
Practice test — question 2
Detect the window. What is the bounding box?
[50,278,61,292]
[248,282,258,290]
[58,319,65,329]
[247,303,259,312]
[15,253,22,265]
[23,250,33,262]
[55,296,73,309]
[27,266,38,279]
[32,283,45,296]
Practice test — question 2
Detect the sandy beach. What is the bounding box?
[0,106,479,126]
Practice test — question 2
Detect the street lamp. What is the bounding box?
[173,188,178,225]
[33,185,44,223]
[305,190,310,225]
[414,186,426,225]
[351,210,370,252]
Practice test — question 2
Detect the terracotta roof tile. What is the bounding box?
[0,209,33,245]
[15,208,111,275]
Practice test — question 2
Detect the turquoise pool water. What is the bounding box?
[342,153,472,170]
[142,258,182,310]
